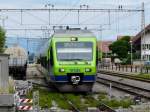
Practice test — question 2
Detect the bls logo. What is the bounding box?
[70,69,80,73]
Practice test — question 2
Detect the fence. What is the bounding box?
[98,64,150,74]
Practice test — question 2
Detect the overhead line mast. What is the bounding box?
[0,8,143,12]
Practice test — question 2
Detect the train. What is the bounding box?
[38,28,98,92]
[4,45,28,80]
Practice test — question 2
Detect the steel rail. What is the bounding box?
[98,70,150,83]
[98,102,116,112]
[97,77,150,99]
[28,80,80,112]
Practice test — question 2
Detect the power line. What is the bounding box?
[25,11,48,24]
[0,8,143,12]
[6,16,21,25]
[56,0,81,24]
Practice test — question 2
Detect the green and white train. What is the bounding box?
[39,29,98,92]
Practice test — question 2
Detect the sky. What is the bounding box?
[1,0,150,43]
[0,0,149,8]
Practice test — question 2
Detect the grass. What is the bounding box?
[136,74,150,79]
[27,87,133,110]
[27,87,70,109]
[8,77,15,93]
[101,97,133,109]
[0,77,15,94]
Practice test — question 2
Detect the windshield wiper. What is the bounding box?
[72,59,86,61]
[60,59,86,61]
[60,59,73,61]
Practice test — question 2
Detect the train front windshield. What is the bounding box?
[56,42,93,61]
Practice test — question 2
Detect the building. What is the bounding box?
[97,41,113,54]
[132,24,150,61]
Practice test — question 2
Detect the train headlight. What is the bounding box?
[71,37,78,41]
[59,68,65,72]
[85,68,91,72]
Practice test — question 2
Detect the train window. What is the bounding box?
[48,49,50,70]
[50,47,54,65]
[56,42,93,61]
[96,47,98,65]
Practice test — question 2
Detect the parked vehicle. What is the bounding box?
[5,45,27,79]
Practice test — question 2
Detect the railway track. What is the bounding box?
[29,80,80,112]
[98,102,116,112]
[96,76,150,99]
[60,94,80,112]
[26,66,117,112]
[29,80,117,112]
[98,70,150,83]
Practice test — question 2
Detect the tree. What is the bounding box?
[0,26,6,53]
[109,36,131,61]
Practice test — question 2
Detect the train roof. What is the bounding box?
[53,29,95,37]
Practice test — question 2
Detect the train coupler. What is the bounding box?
[71,76,80,85]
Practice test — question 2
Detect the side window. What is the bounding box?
[96,46,98,65]
[50,47,54,66]
[47,49,50,69]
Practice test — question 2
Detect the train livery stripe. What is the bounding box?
[50,75,96,82]
[83,75,96,81]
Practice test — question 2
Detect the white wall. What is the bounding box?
[141,33,150,45]
[141,33,150,61]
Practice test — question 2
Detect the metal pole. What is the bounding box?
[100,26,103,61]
[109,83,112,100]
[140,2,145,73]
[108,10,111,29]
[141,2,145,61]
[2,19,5,28]
[130,41,133,65]
[78,10,80,25]
[27,38,29,64]
[21,9,23,25]
[45,4,54,26]
[131,42,133,65]
[0,16,8,28]
[49,9,50,25]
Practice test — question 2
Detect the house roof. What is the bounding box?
[132,24,150,43]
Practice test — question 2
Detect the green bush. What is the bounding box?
[101,98,133,109]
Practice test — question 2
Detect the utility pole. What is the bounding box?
[108,10,111,29]
[99,25,103,61]
[45,4,54,26]
[130,40,133,65]
[77,10,80,25]
[21,9,23,25]
[0,8,143,28]
[0,15,8,28]
[109,83,112,100]
[141,2,145,61]
[79,4,89,25]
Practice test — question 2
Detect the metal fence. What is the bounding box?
[98,64,150,74]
